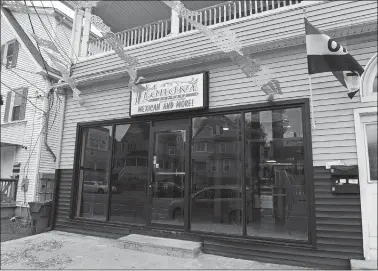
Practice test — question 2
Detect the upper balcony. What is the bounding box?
[63,0,304,59]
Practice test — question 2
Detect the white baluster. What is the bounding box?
[131,30,134,45]
[233,2,236,19]
[204,9,207,25]
[165,20,168,36]
[238,1,242,18]
[153,24,156,40]
[149,25,152,41]
[223,5,226,22]
[266,0,269,10]
[200,10,203,24]
[249,0,252,15]
[142,27,145,43]
[244,0,247,17]
[255,0,258,13]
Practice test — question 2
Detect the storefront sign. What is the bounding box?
[86,128,109,151]
[130,72,208,116]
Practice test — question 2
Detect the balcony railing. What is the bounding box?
[86,0,302,57]
[1,179,18,205]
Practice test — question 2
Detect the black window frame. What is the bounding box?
[69,98,316,247]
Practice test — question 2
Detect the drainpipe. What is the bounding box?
[43,79,56,163]
[80,7,92,57]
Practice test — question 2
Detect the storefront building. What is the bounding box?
[52,1,377,269]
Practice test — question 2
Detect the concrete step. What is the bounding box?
[117,234,202,258]
[350,259,378,270]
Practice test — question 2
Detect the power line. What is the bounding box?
[30,1,72,65]
[1,81,46,114]
[25,0,53,82]
[39,0,76,62]
[46,0,80,62]
[2,63,47,94]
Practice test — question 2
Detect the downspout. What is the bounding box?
[44,83,56,162]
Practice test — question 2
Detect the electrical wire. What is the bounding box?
[49,0,82,61]
[2,63,47,94]
[45,0,80,63]
[30,1,72,65]
[39,0,75,62]
[25,0,54,81]
[1,81,46,114]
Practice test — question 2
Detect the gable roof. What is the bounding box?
[1,6,61,77]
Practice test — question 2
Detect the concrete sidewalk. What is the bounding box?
[1,231,309,269]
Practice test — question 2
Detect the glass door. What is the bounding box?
[149,119,189,227]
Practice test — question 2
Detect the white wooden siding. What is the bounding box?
[59,28,377,169]
[1,11,70,204]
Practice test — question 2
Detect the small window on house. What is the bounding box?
[3,88,28,123]
[1,40,19,69]
[223,160,230,172]
[211,160,217,172]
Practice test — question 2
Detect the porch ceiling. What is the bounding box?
[94,1,225,33]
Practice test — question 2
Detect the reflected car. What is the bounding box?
[168,185,253,223]
[83,181,117,194]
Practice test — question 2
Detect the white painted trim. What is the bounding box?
[361,53,377,103]
[354,106,377,260]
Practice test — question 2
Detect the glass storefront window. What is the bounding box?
[191,114,243,235]
[245,108,308,240]
[75,126,113,220]
[109,123,150,224]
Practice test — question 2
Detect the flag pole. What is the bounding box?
[303,8,316,129]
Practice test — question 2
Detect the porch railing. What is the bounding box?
[1,179,18,204]
[86,0,302,56]
[179,0,302,32]
[88,18,171,56]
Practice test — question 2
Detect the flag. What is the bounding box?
[304,18,364,98]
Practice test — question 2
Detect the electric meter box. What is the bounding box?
[330,165,359,194]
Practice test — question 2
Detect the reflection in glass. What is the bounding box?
[76,126,113,220]
[366,123,377,181]
[191,114,242,235]
[109,123,150,224]
[373,76,377,93]
[245,108,308,240]
[153,127,186,226]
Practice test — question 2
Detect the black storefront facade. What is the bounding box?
[51,34,372,269]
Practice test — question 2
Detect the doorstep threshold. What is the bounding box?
[117,234,202,258]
